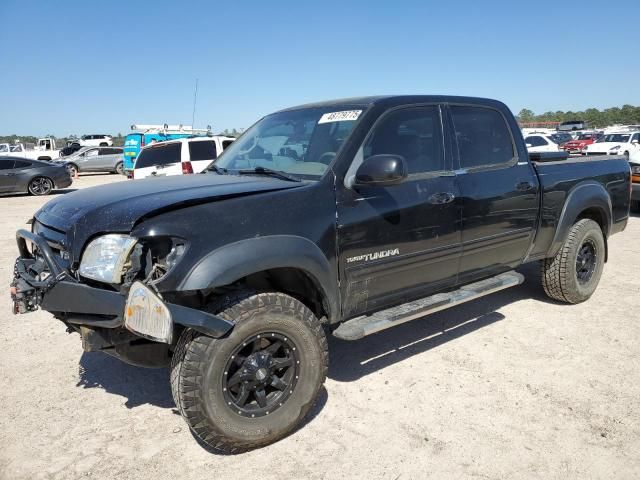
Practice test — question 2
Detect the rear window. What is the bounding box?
[135,143,182,168]
[451,106,515,168]
[188,140,217,161]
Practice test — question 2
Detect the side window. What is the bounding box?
[13,160,31,169]
[86,149,99,157]
[525,136,547,147]
[362,106,445,174]
[451,106,515,168]
[0,159,14,169]
[631,133,639,143]
[0,145,8,153]
[189,140,217,161]
[222,140,234,150]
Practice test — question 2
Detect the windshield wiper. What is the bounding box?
[237,166,301,182]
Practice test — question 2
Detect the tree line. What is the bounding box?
[517,105,640,128]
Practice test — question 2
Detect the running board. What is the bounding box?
[333,271,524,341]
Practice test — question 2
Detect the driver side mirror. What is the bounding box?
[353,154,407,187]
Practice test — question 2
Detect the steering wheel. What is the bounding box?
[238,135,259,155]
[318,152,336,164]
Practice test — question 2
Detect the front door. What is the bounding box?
[336,105,462,317]
[0,159,16,192]
[447,104,539,283]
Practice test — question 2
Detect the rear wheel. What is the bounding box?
[171,291,328,453]
[99,142,108,147]
[28,176,53,196]
[114,162,124,175]
[541,219,605,303]
[66,163,78,177]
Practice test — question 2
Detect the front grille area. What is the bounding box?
[32,221,70,269]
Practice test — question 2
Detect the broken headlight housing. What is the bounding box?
[79,234,137,284]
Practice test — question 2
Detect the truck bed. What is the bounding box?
[527,154,630,260]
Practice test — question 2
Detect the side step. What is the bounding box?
[333,271,524,341]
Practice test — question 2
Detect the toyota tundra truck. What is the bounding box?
[10,96,632,452]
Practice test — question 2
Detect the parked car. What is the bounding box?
[0,156,72,196]
[59,143,83,157]
[631,161,640,212]
[558,120,587,131]
[10,95,631,452]
[0,138,60,160]
[77,134,113,147]
[524,134,560,152]
[122,124,216,174]
[550,132,573,145]
[131,136,235,179]
[583,131,640,158]
[560,132,602,154]
[55,147,124,176]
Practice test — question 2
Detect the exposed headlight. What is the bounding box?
[79,234,137,283]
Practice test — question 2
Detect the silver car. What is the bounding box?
[57,147,124,176]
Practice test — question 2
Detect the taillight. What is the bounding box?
[182,162,193,174]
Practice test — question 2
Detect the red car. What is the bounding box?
[561,133,602,154]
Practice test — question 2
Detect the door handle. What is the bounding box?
[516,181,534,191]
[428,192,455,205]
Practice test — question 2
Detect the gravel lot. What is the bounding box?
[1,174,639,480]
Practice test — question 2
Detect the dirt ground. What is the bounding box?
[0,174,639,480]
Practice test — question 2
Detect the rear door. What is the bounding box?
[187,139,217,173]
[0,159,16,192]
[448,104,539,283]
[133,142,183,179]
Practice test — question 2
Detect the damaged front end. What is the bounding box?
[11,227,234,368]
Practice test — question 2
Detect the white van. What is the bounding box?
[131,136,235,179]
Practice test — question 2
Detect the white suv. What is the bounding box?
[131,136,235,180]
[524,133,560,153]
[78,134,113,147]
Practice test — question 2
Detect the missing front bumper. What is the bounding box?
[11,230,234,342]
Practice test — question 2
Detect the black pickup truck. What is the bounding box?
[11,96,631,452]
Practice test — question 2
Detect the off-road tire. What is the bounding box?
[171,291,328,453]
[541,219,605,303]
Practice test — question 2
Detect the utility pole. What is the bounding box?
[191,78,199,128]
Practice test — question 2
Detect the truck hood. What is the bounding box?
[35,173,304,254]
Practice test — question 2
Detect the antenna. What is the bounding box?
[191,78,199,128]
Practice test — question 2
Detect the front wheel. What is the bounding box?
[541,219,605,304]
[171,291,328,453]
[28,176,53,196]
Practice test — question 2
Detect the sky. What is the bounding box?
[1,0,638,137]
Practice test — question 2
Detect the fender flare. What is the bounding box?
[547,181,612,258]
[178,235,339,321]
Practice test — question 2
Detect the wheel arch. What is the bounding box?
[548,181,611,261]
[178,236,339,323]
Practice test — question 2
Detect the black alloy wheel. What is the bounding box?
[222,332,299,418]
[576,239,597,284]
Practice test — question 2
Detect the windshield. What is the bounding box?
[577,134,595,140]
[598,134,630,143]
[213,107,364,179]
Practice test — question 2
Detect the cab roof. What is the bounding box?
[276,95,507,113]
